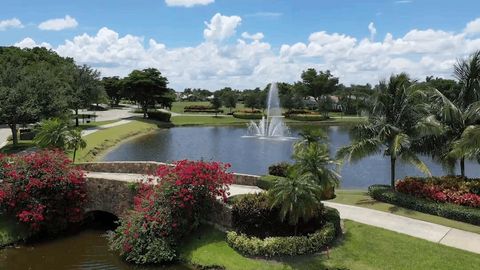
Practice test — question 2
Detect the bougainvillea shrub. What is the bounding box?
[0,150,87,233]
[109,160,233,265]
[395,176,480,208]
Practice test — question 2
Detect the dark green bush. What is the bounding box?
[286,114,329,121]
[147,111,171,122]
[268,162,291,177]
[256,175,284,190]
[368,185,480,225]
[232,112,264,119]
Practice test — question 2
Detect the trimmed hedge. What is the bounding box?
[256,175,285,190]
[147,111,171,122]
[368,185,480,225]
[227,207,340,257]
[268,162,291,177]
[232,112,264,119]
[184,105,223,113]
[286,114,329,121]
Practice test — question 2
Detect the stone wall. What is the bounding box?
[76,162,261,186]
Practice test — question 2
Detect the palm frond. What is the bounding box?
[336,137,382,163]
[400,150,432,177]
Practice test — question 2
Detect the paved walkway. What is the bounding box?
[0,126,10,149]
[323,201,480,254]
[81,119,132,136]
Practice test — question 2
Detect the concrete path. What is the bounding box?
[323,201,480,254]
[0,126,10,149]
[81,119,132,137]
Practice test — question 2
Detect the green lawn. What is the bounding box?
[171,101,246,114]
[74,118,165,162]
[180,221,480,270]
[171,115,251,126]
[330,190,480,234]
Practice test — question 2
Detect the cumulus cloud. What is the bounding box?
[165,0,214,7]
[241,32,264,41]
[204,13,242,41]
[0,18,23,31]
[368,22,377,41]
[464,18,480,34]
[38,15,78,31]
[13,16,480,90]
[14,37,52,49]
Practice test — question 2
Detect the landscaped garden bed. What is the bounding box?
[184,105,224,114]
[232,111,264,119]
[368,184,480,225]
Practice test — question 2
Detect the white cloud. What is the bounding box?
[241,32,264,41]
[464,18,480,34]
[165,0,214,7]
[368,22,377,41]
[204,13,242,41]
[13,17,480,90]
[0,18,24,31]
[38,15,78,31]
[14,37,52,49]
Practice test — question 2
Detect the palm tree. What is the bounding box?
[34,118,71,149]
[451,126,480,164]
[454,50,480,110]
[269,174,322,235]
[67,128,87,163]
[336,73,431,189]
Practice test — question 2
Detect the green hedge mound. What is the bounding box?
[232,112,264,119]
[147,111,171,122]
[368,185,480,226]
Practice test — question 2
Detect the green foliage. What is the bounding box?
[232,112,263,119]
[299,68,339,113]
[256,175,283,190]
[268,162,291,177]
[102,76,124,106]
[210,95,223,116]
[226,222,336,257]
[286,114,329,121]
[147,111,172,122]
[368,185,480,225]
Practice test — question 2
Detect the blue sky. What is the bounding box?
[1,0,480,90]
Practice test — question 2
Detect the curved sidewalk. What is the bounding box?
[323,201,480,254]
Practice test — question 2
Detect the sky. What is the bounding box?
[1,0,480,90]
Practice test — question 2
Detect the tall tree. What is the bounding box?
[299,68,339,114]
[124,68,169,118]
[102,76,124,107]
[337,74,431,188]
[454,50,480,110]
[67,65,104,126]
[222,91,237,113]
[210,94,223,116]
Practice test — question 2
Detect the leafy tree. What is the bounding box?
[157,88,176,110]
[222,91,237,113]
[124,68,169,118]
[336,73,431,188]
[299,68,339,114]
[67,65,104,126]
[244,92,259,111]
[102,76,124,107]
[67,128,86,163]
[210,95,223,116]
[454,50,480,110]
[423,76,461,102]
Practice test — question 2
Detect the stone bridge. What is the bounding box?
[76,162,263,223]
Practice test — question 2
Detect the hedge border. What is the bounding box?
[226,207,341,257]
[286,114,329,121]
[232,112,264,120]
[368,185,480,226]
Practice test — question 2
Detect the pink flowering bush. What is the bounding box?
[396,176,480,208]
[109,160,233,265]
[0,150,87,233]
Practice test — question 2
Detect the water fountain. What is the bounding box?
[246,83,292,139]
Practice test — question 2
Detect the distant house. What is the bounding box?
[304,95,342,111]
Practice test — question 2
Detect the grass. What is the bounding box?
[180,221,480,270]
[0,141,36,154]
[77,120,117,130]
[171,115,251,126]
[73,118,165,162]
[0,215,30,247]
[330,190,480,234]
[171,101,246,114]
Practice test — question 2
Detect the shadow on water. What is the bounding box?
[0,211,192,270]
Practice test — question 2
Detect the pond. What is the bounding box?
[103,125,480,189]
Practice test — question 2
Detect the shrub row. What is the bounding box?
[184,109,224,113]
[226,222,336,257]
[368,185,480,225]
[268,162,291,177]
[147,111,171,122]
[232,112,264,119]
[283,109,320,116]
[286,114,329,121]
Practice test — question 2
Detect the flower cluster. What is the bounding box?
[396,177,480,208]
[0,150,87,232]
[109,160,233,265]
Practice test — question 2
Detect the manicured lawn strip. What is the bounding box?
[77,120,118,130]
[180,221,480,270]
[171,115,251,126]
[330,190,480,234]
[0,141,35,154]
[171,101,246,114]
[74,119,163,162]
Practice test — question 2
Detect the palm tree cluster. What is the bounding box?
[337,50,480,189]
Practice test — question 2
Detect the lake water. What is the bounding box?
[103,125,480,189]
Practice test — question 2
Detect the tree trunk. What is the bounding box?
[73,148,77,163]
[460,157,465,178]
[390,157,396,189]
[294,224,298,236]
[143,104,147,119]
[9,124,18,146]
[75,109,79,127]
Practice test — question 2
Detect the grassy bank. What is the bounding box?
[74,119,165,162]
[330,190,480,234]
[0,216,30,247]
[180,221,480,270]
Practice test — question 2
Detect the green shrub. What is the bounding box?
[268,162,291,177]
[257,175,284,190]
[226,222,336,257]
[184,105,224,113]
[147,111,171,122]
[368,185,480,225]
[232,112,264,119]
[286,114,329,121]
